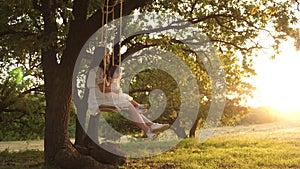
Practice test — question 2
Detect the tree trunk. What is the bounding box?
[75,115,87,146]
[42,30,126,169]
[41,0,154,168]
[172,119,187,138]
[86,114,100,145]
[189,116,200,138]
[43,46,109,169]
[43,76,71,165]
[73,69,89,146]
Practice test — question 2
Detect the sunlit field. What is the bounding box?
[1,121,300,169]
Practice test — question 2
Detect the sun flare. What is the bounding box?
[249,40,300,120]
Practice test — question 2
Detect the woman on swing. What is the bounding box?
[87,46,170,139]
[108,65,148,114]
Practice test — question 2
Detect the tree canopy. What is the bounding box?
[1,0,299,168]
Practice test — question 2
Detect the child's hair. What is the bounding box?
[108,65,121,80]
[90,46,110,69]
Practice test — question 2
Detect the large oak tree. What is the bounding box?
[1,0,299,168]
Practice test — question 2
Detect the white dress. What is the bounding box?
[110,78,133,102]
[87,67,131,115]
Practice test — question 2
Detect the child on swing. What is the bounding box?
[107,65,148,114]
[88,47,169,139]
[107,65,170,135]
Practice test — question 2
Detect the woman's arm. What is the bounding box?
[98,82,113,93]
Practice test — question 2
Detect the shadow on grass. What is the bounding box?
[0,149,48,169]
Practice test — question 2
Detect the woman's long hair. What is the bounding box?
[90,46,109,69]
[108,65,121,80]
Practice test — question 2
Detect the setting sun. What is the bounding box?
[249,40,300,120]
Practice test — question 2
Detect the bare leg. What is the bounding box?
[130,100,139,108]
[130,100,148,109]
[140,114,153,126]
[125,105,169,137]
[126,104,149,132]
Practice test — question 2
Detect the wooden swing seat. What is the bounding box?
[99,105,120,112]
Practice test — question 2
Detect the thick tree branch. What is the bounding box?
[114,20,194,58]
[190,14,236,23]
[122,43,156,61]
[117,13,251,55]
[59,0,92,69]
[73,0,90,22]
[40,0,59,70]
[191,13,256,29]
[190,13,281,50]
[85,0,154,40]
[210,39,262,51]
[20,86,44,95]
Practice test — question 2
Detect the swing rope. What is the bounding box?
[99,0,123,113]
[119,0,123,67]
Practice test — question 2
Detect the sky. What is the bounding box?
[248,39,300,115]
[247,5,300,118]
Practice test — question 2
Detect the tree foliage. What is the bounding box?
[0,41,45,140]
[0,71,45,140]
[1,0,299,167]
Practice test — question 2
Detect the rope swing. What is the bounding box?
[101,0,123,67]
[99,0,123,113]
[119,0,123,67]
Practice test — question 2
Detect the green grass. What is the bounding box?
[0,149,44,169]
[1,121,300,168]
[1,137,300,169]
[120,137,300,169]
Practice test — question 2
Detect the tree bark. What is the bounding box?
[41,0,155,168]
[189,116,200,138]
[73,63,89,146]
[74,109,87,146]
[172,119,187,138]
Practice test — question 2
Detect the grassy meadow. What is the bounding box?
[1,121,300,169]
